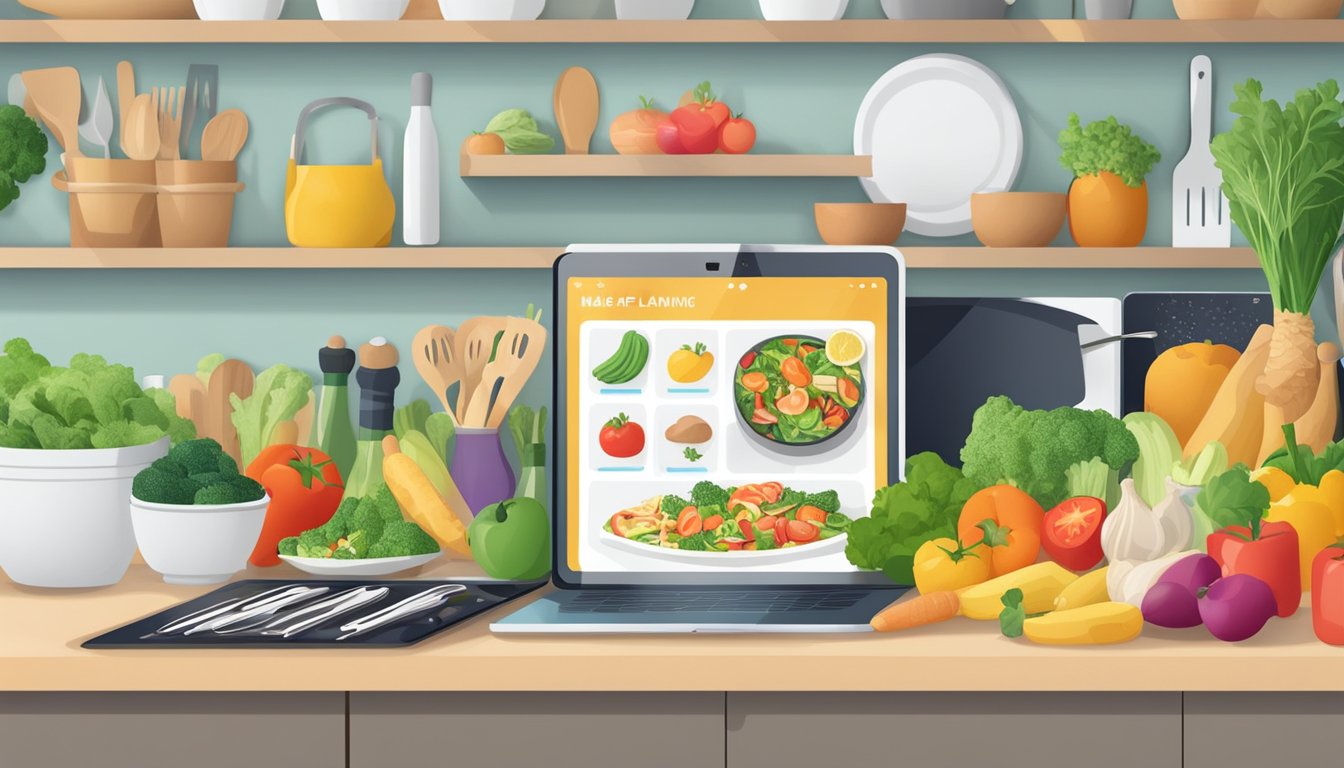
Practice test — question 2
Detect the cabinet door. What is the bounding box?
[728,692,1181,768]
[350,692,725,768]
[1185,692,1344,767]
[0,692,344,768]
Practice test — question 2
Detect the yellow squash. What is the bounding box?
[382,436,472,558]
[1053,566,1110,611]
[1024,602,1143,646]
[958,561,1077,620]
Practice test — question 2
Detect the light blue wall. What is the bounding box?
[3,0,1339,398]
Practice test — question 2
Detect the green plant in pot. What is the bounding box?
[1058,114,1162,247]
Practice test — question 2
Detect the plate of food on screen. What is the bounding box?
[600,480,854,564]
[733,332,866,449]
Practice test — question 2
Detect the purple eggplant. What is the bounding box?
[1198,574,1277,642]
[1141,553,1221,628]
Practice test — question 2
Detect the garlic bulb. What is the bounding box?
[1101,478,1188,563]
[1151,478,1194,554]
[1107,550,1200,607]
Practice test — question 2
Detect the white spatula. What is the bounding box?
[1173,54,1230,248]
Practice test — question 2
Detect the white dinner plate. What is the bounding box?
[854,54,1023,237]
[599,529,847,566]
[280,552,441,577]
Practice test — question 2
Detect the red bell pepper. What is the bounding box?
[245,445,345,566]
[1207,520,1301,618]
[1312,545,1344,645]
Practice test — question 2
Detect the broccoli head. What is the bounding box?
[660,494,692,517]
[217,452,240,476]
[277,536,300,557]
[0,105,48,213]
[133,468,203,505]
[193,478,265,505]
[351,495,390,544]
[231,474,265,501]
[367,521,439,558]
[960,396,1139,509]
[169,438,226,475]
[149,456,189,477]
[690,481,730,509]
[802,490,841,514]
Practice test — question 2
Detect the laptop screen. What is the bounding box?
[564,274,889,577]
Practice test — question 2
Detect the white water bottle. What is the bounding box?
[403,72,440,246]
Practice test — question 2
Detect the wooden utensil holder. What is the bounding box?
[155,160,244,248]
[52,157,161,247]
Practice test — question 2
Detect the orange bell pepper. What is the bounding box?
[957,485,1043,577]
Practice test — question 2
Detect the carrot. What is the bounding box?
[1259,310,1322,424]
[870,591,960,633]
[1293,342,1341,453]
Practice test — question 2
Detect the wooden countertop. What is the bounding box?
[3,563,1341,693]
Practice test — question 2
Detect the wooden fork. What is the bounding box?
[154,86,185,160]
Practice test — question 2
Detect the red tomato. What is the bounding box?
[676,506,702,537]
[786,520,819,543]
[661,107,719,154]
[656,121,688,155]
[738,519,756,542]
[599,413,646,458]
[1041,497,1106,572]
[719,114,757,154]
[739,351,757,368]
[774,516,790,544]
[246,445,344,567]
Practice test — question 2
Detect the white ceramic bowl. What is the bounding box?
[194,0,285,20]
[0,438,168,588]
[131,494,269,585]
[437,0,546,19]
[317,0,409,20]
[758,0,849,19]
[616,0,694,19]
[279,552,442,577]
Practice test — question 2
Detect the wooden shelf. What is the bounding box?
[0,247,1259,269]
[0,247,564,269]
[4,19,1344,45]
[460,154,873,178]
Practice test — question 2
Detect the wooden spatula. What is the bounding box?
[203,359,254,464]
[21,67,83,157]
[116,60,135,151]
[413,325,463,423]
[553,66,599,155]
[455,317,507,425]
[484,317,548,430]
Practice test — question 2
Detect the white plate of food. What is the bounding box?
[280,552,441,577]
[854,54,1023,237]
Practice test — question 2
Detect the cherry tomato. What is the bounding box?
[718,114,757,154]
[774,516,791,544]
[1041,497,1106,572]
[599,413,646,458]
[676,506,702,537]
[738,519,756,542]
[786,520,819,543]
[740,351,757,368]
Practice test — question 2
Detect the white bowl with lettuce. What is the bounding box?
[0,339,195,588]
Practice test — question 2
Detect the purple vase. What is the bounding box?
[451,428,517,516]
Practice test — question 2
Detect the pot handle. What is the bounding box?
[291,97,380,165]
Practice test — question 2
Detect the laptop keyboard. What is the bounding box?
[558,590,864,614]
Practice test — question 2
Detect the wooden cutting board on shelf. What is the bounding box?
[201,359,254,464]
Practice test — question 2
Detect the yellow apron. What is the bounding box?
[285,97,396,248]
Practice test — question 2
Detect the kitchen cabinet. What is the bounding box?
[726,692,1182,768]
[349,691,726,768]
[0,692,344,768]
[1184,693,1344,767]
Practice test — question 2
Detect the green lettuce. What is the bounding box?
[229,364,312,468]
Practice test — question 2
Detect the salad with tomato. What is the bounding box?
[604,480,851,553]
[734,335,864,446]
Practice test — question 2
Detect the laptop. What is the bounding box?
[491,245,908,634]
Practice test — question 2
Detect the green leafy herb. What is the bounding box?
[1197,465,1271,540]
[683,446,704,463]
[1000,588,1026,638]
[230,364,312,469]
[1058,114,1162,188]
[845,452,983,577]
[0,105,48,213]
[1211,79,1344,315]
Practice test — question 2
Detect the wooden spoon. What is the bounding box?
[116,60,135,145]
[21,67,83,157]
[201,109,249,162]
[123,93,160,162]
[413,325,463,424]
[553,66,599,155]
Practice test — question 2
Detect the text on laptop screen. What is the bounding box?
[566,276,888,574]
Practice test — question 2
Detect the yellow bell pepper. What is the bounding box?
[1251,466,1296,503]
[1265,495,1337,592]
[912,537,990,594]
[1317,470,1344,537]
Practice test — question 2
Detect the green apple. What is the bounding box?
[468,497,551,581]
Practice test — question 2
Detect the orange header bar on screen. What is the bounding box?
[565,277,889,571]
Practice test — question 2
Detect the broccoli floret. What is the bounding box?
[335,529,371,558]
[231,474,265,502]
[132,467,202,505]
[315,498,357,543]
[169,438,226,475]
[677,531,717,551]
[367,521,439,558]
[332,548,357,560]
[297,528,333,558]
[690,481,730,509]
[189,471,227,487]
[149,456,189,478]
[0,105,49,213]
[352,498,389,544]
[660,494,692,517]
[367,485,404,523]
[194,482,248,506]
[960,396,1139,509]
[802,490,841,514]
[277,536,300,557]
[218,452,240,476]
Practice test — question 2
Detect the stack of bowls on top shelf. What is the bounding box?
[438,0,546,18]
[758,0,850,19]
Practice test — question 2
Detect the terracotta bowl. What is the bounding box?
[1256,0,1341,17]
[815,203,907,246]
[1172,0,1258,19]
[971,192,1067,248]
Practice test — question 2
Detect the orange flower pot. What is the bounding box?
[1067,172,1149,247]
